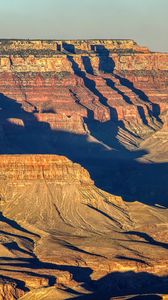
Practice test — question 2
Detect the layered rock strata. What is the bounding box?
[0,155,168,299]
[0,39,167,145]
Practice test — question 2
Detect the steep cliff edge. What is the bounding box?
[0,155,130,233]
[0,155,168,299]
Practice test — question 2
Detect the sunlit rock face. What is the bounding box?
[0,40,168,299]
[0,155,168,299]
[0,39,167,143]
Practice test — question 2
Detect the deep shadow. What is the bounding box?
[137,106,149,126]
[0,93,52,154]
[4,241,33,256]
[50,130,168,207]
[95,45,115,73]
[63,42,76,54]
[0,211,93,289]
[0,256,93,288]
[67,54,112,111]
[0,212,38,237]
[105,77,133,104]
[70,271,168,299]
[1,257,168,299]
[68,54,139,150]
[1,215,168,298]
[0,91,167,207]
[0,265,56,286]
[124,231,168,250]
[68,54,123,149]
[82,56,94,75]
[115,255,146,264]
[94,45,161,123]
[114,74,162,123]
[0,229,35,243]
[0,275,29,292]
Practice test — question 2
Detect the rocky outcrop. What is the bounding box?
[19,286,77,300]
[0,155,92,182]
[0,39,149,53]
[0,155,130,233]
[0,155,168,299]
[0,277,25,300]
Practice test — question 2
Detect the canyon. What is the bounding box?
[0,39,167,299]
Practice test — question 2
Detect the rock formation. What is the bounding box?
[0,39,167,142]
[0,40,168,299]
[0,155,167,299]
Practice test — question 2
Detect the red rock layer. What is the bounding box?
[0,39,167,142]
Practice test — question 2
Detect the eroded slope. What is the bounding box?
[0,155,168,299]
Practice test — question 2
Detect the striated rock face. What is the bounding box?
[0,155,129,233]
[0,155,168,299]
[0,39,167,143]
[0,154,92,183]
[0,39,149,52]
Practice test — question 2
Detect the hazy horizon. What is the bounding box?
[0,0,167,52]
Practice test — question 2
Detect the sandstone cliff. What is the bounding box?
[0,39,167,145]
[0,155,130,233]
[0,155,168,299]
